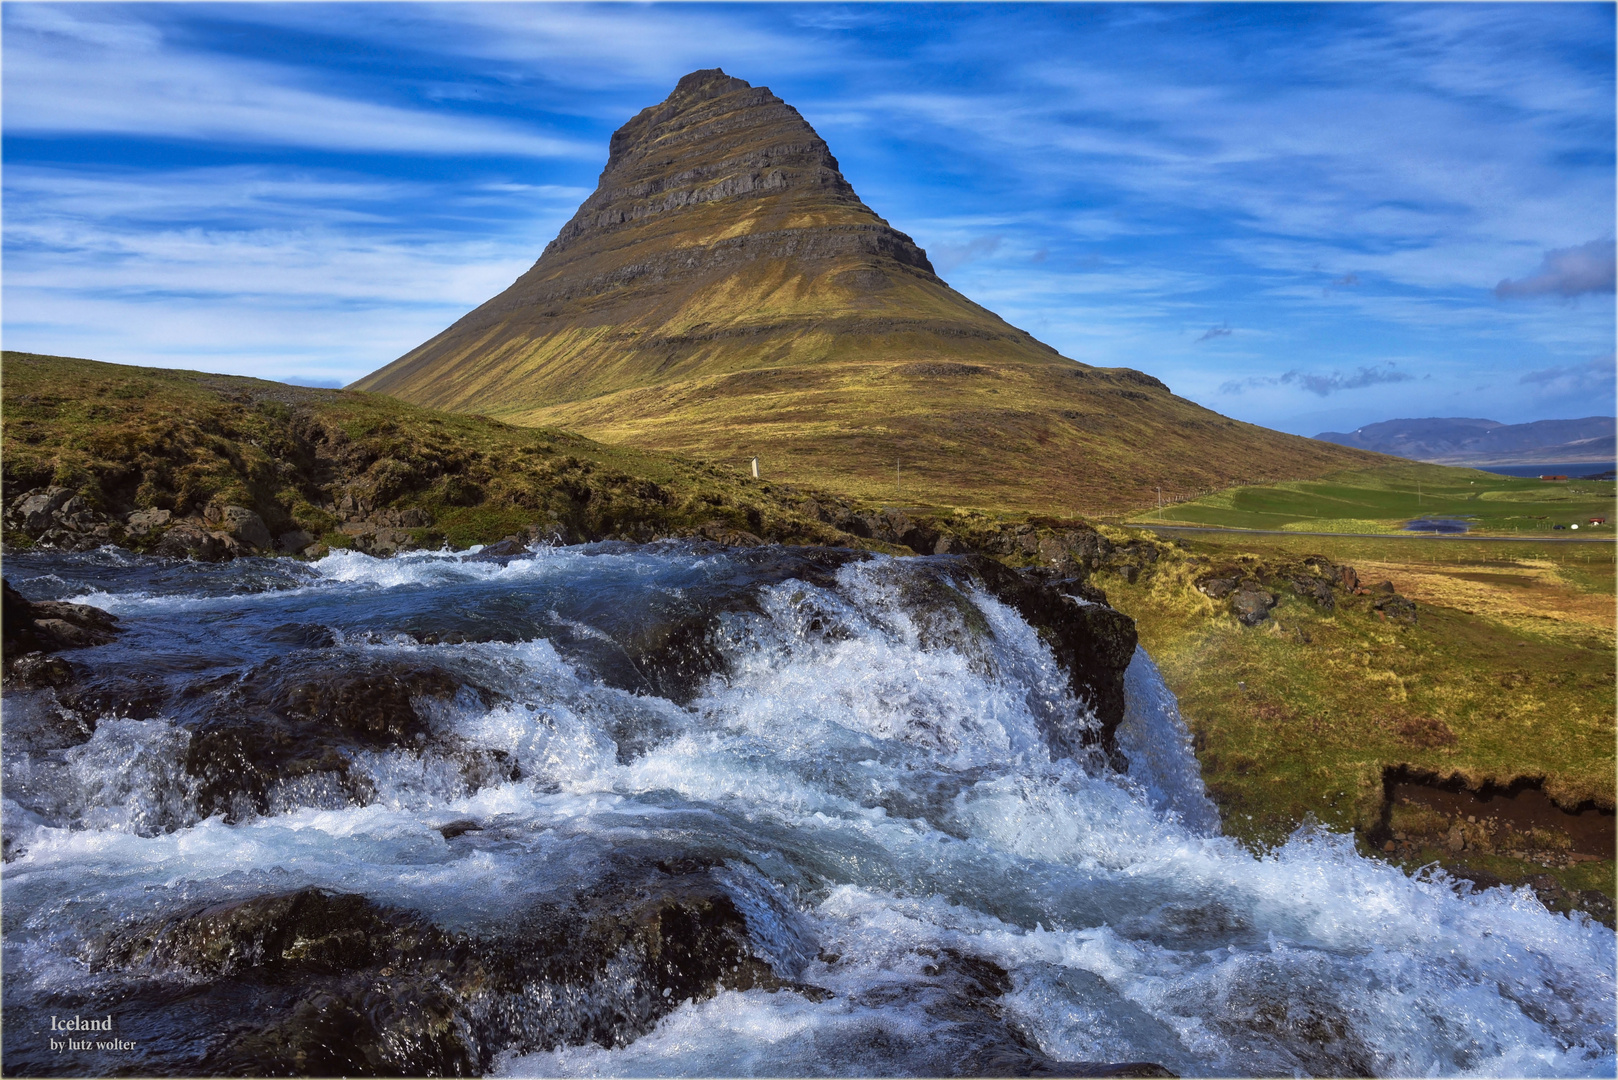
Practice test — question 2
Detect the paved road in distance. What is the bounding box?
[1137,524,1616,543]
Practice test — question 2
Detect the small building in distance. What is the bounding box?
[1539,474,1568,481]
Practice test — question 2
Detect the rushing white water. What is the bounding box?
[2,543,1612,1077]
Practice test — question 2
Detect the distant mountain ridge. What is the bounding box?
[355,69,1379,512]
[1314,416,1615,465]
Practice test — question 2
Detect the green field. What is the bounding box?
[1130,462,1616,537]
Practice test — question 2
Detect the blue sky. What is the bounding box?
[3,2,1613,436]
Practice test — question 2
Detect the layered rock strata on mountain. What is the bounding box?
[355,69,1377,513]
[358,69,967,409]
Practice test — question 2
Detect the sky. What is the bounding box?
[3,2,1614,437]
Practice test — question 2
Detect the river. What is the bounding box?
[2,543,1612,1077]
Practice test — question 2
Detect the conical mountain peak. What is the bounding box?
[354,73,1371,512]
[547,69,898,265]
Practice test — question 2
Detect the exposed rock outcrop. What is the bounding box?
[2,486,121,551]
[1230,586,1278,627]
[1189,553,1411,627]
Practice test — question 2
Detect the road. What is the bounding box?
[1138,524,1616,543]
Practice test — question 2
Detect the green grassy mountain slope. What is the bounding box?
[353,68,1383,514]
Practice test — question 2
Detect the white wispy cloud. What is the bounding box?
[2,6,592,157]
[1,163,582,382]
[208,2,834,95]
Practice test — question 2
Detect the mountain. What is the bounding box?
[1314,416,1616,465]
[354,69,1379,513]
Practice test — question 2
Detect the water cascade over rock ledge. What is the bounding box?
[1,542,1612,1077]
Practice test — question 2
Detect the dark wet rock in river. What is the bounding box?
[267,660,463,744]
[1207,957,1376,1078]
[92,887,488,1076]
[1,651,77,690]
[77,858,835,1076]
[547,545,869,705]
[183,655,499,821]
[815,942,1175,1078]
[2,579,120,688]
[98,887,433,979]
[461,536,530,561]
[0,685,99,758]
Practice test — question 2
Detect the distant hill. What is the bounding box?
[354,69,1379,514]
[1315,416,1615,465]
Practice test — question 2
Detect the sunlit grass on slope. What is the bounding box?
[0,352,872,554]
[1100,527,1614,902]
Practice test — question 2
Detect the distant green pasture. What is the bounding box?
[1131,462,1616,537]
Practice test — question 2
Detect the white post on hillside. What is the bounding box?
[751,457,759,479]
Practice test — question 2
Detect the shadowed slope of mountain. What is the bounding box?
[1316,417,1616,465]
[355,69,1380,513]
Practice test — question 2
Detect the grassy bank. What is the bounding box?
[1130,461,1616,537]
[0,352,877,554]
[1098,526,1614,903]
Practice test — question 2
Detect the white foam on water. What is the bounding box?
[498,987,974,1078]
[306,541,722,594]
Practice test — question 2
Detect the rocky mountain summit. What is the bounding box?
[355,70,1376,513]
[357,68,966,410]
